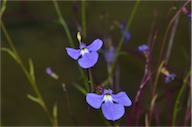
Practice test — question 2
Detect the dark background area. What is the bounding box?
[1,1,191,126]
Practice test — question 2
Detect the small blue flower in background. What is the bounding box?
[187,12,191,20]
[104,47,116,63]
[137,44,150,58]
[103,38,116,63]
[120,21,131,44]
[86,89,132,121]
[161,67,176,84]
[165,73,176,84]
[137,44,150,52]
[66,32,103,69]
[114,21,131,44]
[46,67,59,79]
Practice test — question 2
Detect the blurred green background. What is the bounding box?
[1,1,190,126]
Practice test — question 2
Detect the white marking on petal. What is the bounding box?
[103,95,113,103]
[81,48,89,56]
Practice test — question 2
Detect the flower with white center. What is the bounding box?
[86,89,132,121]
[66,33,103,69]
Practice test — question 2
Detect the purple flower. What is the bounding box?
[138,44,150,52]
[122,30,131,44]
[46,67,59,79]
[165,73,176,84]
[121,21,131,44]
[86,89,132,121]
[187,12,191,17]
[104,47,116,63]
[66,39,103,69]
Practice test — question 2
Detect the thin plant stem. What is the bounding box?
[158,0,190,67]
[87,68,93,92]
[102,0,140,87]
[184,107,191,126]
[86,68,93,126]
[165,14,180,65]
[148,61,164,125]
[172,69,192,126]
[0,0,7,18]
[81,0,86,38]
[1,21,56,126]
[132,52,151,125]
[163,15,180,123]
[152,61,165,96]
[115,63,120,92]
[53,0,74,47]
[107,63,114,89]
[53,0,89,92]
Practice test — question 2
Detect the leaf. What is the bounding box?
[73,83,87,95]
[1,48,19,62]
[28,59,35,81]
[52,102,58,126]
[150,94,158,110]
[0,0,7,17]
[53,103,58,119]
[27,94,43,107]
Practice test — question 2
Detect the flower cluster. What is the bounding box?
[65,32,132,121]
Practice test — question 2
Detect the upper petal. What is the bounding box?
[86,39,103,52]
[101,101,125,121]
[78,52,99,69]
[111,92,132,106]
[66,48,81,60]
[86,93,103,109]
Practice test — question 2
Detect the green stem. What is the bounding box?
[87,69,94,92]
[53,0,89,92]
[152,61,164,95]
[148,61,164,125]
[172,69,192,126]
[1,21,56,126]
[53,0,74,47]
[81,0,86,38]
[102,0,140,87]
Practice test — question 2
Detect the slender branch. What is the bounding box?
[158,0,190,67]
[53,0,89,92]
[172,69,192,126]
[1,20,56,126]
[102,0,140,87]
[53,0,74,47]
[165,14,180,65]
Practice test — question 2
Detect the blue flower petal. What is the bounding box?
[138,44,149,52]
[46,67,52,75]
[66,48,81,60]
[101,101,125,121]
[111,92,132,106]
[165,73,176,84]
[86,93,104,109]
[78,51,99,69]
[103,89,113,94]
[104,47,116,63]
[87,39,103,52]
[122,30,131,44]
